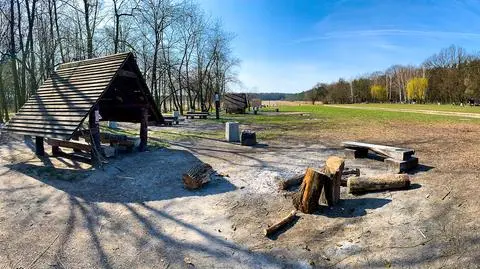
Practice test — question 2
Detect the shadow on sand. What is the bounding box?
[6,147,236,203]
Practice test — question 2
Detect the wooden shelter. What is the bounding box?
[224,93,248,114]
[4,52,163,159]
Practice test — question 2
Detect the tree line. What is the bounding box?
[301,45,480,105]
[0,0,239,123]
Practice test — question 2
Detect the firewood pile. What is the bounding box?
[265,156,412,237]
[182,163,214,190]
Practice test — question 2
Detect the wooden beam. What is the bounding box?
[35,136,45,156]
[139,107,148,152]
[118,69,138,79]
[89,105,102,166]
[46,138,92,152]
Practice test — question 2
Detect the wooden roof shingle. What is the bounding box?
[4,52,162,140]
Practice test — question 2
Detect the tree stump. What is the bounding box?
[182,163,213,190]
[347,174,410,194]
[292,167,328,214]
[321,156,345,206]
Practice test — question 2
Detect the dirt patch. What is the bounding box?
[0,117,479,268]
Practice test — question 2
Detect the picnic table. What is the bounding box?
[186,112,209,119]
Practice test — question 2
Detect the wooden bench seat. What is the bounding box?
[342,141,415,161]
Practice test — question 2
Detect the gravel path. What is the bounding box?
[327,104,480,119]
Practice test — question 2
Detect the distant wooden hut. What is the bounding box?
[4,52,163,161]
[224,93,248,114]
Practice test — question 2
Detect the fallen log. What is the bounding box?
[280,167,359,190]
[182,163,213,190]
[347,174,410,194]
[292,167,328,213]
[264,210,298,237]
[341,168,360,186]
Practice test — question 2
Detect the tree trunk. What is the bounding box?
[16,0,27,106]
[0,66,8,122]
[9,0,20,112]
[53,0,65,62]
[347,174,410,194]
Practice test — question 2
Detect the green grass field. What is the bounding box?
[335,103,480,113]
[99,103,480,144]
[260,104,479,123]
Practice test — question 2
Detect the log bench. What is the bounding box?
[82,131,137,152]
[342,141,418,173]
[46,138,92,157]
[185,112,209,119]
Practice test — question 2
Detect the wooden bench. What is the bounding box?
[83,132,137,152]
[163,116,180,125]
[46,138,92,155]
[342,141,418,173]
[185,112,209,119]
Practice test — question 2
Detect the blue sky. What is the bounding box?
[200,0,480,93]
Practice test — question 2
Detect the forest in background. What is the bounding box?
[288,45,480,105]
[0,0,240,123]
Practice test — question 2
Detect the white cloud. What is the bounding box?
[293,29,480,44]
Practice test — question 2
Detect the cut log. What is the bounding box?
[292,167,328,213]
[278,174,304,190]
[341,168,360,186]
[280,167,357,190]
[343,168,360,176]
[264,210,298,237]
[321,156,345,206]
[347,174,410,194]
[182,163,213,190]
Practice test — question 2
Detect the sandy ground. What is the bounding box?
[0,120,479,268]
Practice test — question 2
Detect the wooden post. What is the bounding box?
[89,105,102,165]
[72,134,81,153]
[52,145,60,156]
[35,136,44,156]
[139,107,148,152]
[215,92,220,120]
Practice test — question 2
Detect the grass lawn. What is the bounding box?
[331,103,480,113]
[97,104,480,148]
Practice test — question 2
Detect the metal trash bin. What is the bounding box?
[241,130,257,146]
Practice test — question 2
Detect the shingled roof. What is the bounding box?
[4,52,163,140]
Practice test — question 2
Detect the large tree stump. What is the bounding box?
[292,167,328,213]
[321,156,345,206]
[182,163,213,190]
[347,174,410,194]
